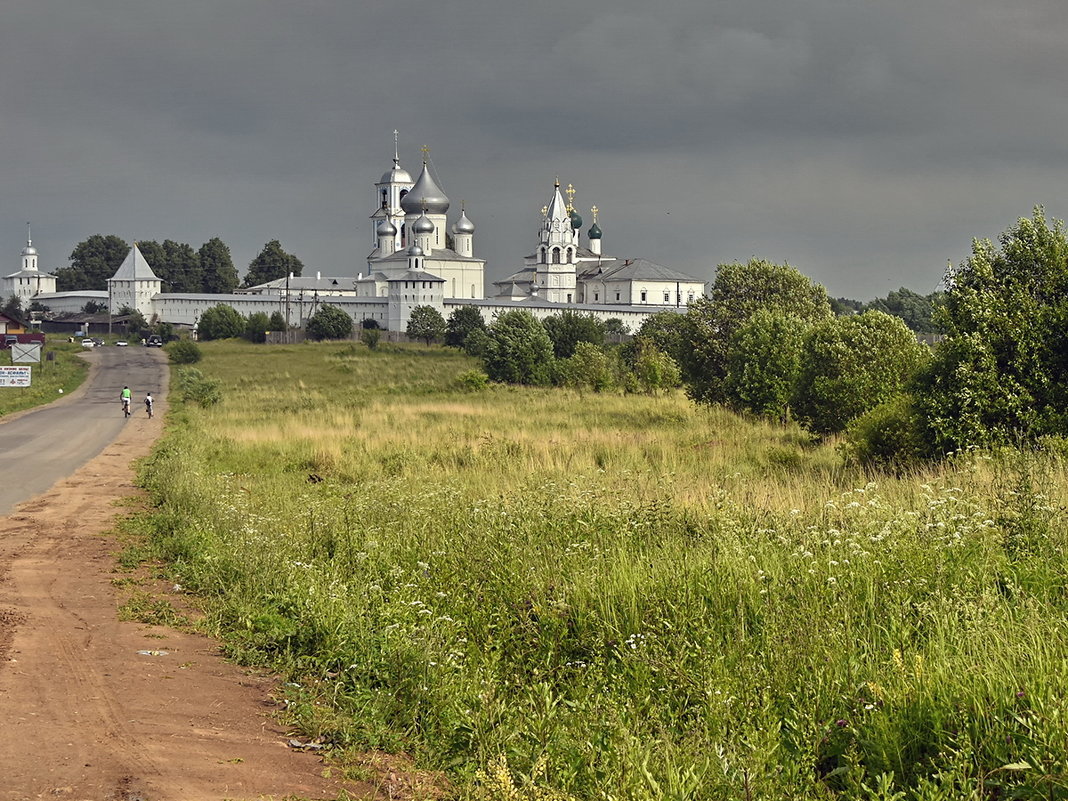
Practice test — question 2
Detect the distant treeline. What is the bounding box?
[831,287,945,333]
[54,235,303,294]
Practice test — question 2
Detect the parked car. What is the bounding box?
[115,340,128,347]
[81,338,95,348]
[145,335,163,347]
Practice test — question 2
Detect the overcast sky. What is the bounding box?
[3,0,1066,299]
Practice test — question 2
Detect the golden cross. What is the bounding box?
[566,183,576,212]
[421,144,430,163]
[541,205,548,217]
[591,205,599,222]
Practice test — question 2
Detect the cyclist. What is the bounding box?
[144,392,154,419]
[120,386,132,417]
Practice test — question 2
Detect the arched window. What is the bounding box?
[552,247,561,264]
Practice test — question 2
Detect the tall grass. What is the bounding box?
[139,340,1068,799]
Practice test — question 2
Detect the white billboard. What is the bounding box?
[0,366,32,387]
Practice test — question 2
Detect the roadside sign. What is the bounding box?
[0,366,32,387]
[11,343,41,363]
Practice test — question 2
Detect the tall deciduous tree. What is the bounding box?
[242,240,304,288]
[685,259,832,405]
[199,238,238,294]
[482,310,555,385]
[723,310,808,422]
[56,235,129,291]
[197,304,245,341]
[406,305,447,345]
[305,304,352,341]
[915,207,1068,451]
[542,310,605,359]
[793,310,928,435]
[445,306,487,349]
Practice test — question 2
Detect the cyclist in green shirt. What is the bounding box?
[120,386,132,417]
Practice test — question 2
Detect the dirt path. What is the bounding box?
[0,405,373,799]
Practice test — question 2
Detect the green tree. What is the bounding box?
[406,305,447,345]
[542,310,605,359]
[166,339,202,364]
[268,311,287,331]
[631,310,690,368]
[482,311,555,385]
[242,240,303,288]
[117,305,148,334]
[197,304,245,341]
[685,259,832,405]
[915,208,1068,451]
[723,310,808,421]
[56,235,129,291]
[305,304,352,341]
[632,340,682,394]
[81,300,106,314]
[2,295,23,320]
[445,306,486,348]
[562,342,615,392]
[199,238,239,294]
[603,318,628,340]
[867,287,943,333]
[793,310,928,435]
[244,311,271,343]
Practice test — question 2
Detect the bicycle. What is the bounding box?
[121,397,131,418]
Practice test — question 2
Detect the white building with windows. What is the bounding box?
[2,226,57,305]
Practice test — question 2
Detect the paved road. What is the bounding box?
[0,346,167,515]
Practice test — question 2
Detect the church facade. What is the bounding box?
[19,141,709,334]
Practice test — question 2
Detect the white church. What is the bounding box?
[12,141,708,333]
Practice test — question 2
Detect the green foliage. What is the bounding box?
[724,309,807,421]
[603,317,628,339]
[305,304,353,341]
[56,234,129,291]
[633,310,690,368]
[844,394,929,470]
[915,208,1068,452]
[166,339,202,365]
[794,310,928,435]
[244,311,270,343]
[268,311,287,331]
[686,259,832,405]
[632,340,682,394]
[482,310,555,385]
[175,366,221,406]
[2,295,23,320]
[0,338,89,417]
[197,304,245,341]
[242,240,304,288]
[406,305,447,345]
[445,306,486,349]
[542,310,606,359]
[81,300,106,314]
[866,288,944,334]
[561,342,615,392]
[198,237,239,294]
[361,317,380,330]
[453,368,490,392]
[153,322,175,342]
[360,328,381,350]
[138,239,201,293]
[118,305,147,333]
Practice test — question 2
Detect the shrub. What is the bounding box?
[445,306,487,348]
[176,367,221,406]
[406,305,447,345]
[198,304,245,341]
[543,310,606,359]
[482,311,555,385]
[360,328,381,350]
[632,340,682,394]
[844,394,930,469]
[453,369,490,392]
[562,342,615,392]
[166,339,202,365]
[244,311,270,343]
[723,309,807,421]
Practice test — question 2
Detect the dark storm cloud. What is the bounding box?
[3,0,1068,298]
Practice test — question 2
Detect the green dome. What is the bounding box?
[588,222,602,239]
[570,210,583,230]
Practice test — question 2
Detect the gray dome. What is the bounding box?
[380,162,413,185]
[21,245,37,256]
[412,213,435,234]
[453,210,475,234]
[376,219,397,237]
[588,222,602,240]
[407,244,424,257]
[400,163,450,214]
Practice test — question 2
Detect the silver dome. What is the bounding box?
[453,211,475,234]
[376,219,397,237]
[21,245,37,256]
[412,213,435,234]
[379,162,413,185]
[400,163,450,214]
[407,244,424,257]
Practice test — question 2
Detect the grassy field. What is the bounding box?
[137,340,1068,799]
[0,338,90,417]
